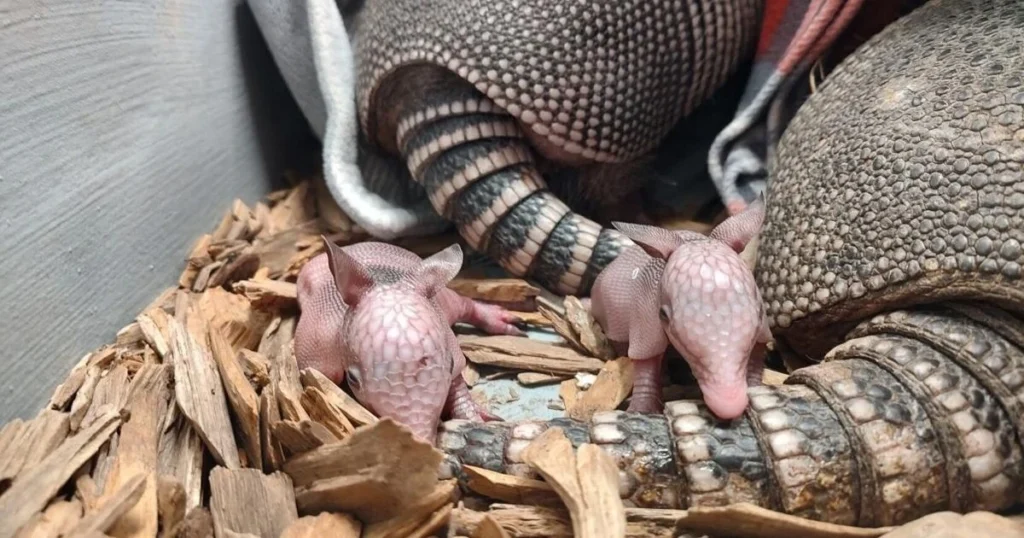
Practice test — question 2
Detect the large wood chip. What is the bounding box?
[157,475,186,537]
[462,466,561,507]
[253,225,322,279]
[300,388,355,439]
[208,327,262,470]
[676,503,895,538]
[92,432,120,493]
[115,322,147,349]
[448,278,539,309]
[68,366,101,432]
[472,515,512,538]
[167,316,240,469]
[47,351,96,411]
[562,297,615,360]
[258,387,285,472]
[763,368,789,385]
[266,181,316,235]
[257,317,295,367]
[208,467,297,538]
[137,308,174,360]
[280,513,361,538]
[363,480,457,538]
[560,358,634,421]
[15,498,83,538]
[165,507,213,538]
[879,511,1024,538]
[298,369,377,427]
[238,350,271,390]
[520,428,625,538]
[273,358,309,424]
[0,409,69,486]
[284,419,442,523]
[507,311,551,328]
[0,410,121,538]
[158,416,205,512]
[66,473,147,537]
[102,364,172,538]
[196,288,272,353]
[459,336,604,376]
[405,504,452,538]
[179,235,213,289]
[537,302,584,353]
[207,250,260,290]
[81,365,131,431]
[271,420,336,456]
[450,504,685,538]
[516,372,568,387]
[231,280,297,312]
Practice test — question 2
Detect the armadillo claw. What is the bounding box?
[473,400,505,422]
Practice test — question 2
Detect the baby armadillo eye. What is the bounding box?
[659,306,670,323]
[346,366,362,390]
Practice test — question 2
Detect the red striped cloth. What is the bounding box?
[708,0,924,215]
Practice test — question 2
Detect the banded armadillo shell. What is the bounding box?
[354,0,763,165]
[438,0,1024,528]
[756,0,1024,358]
[438,304,1024,527]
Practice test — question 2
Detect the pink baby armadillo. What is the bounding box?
[590,195,772,420]
[294,238,524,444]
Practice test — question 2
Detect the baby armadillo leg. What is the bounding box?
[386,66,633,296]
[627,353,666,413]
[435,288,525,336]
[445,378,501,422]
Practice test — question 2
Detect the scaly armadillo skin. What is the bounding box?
[439,307,1024,526]
[438,0,1024,527]
[353,0,763,295]
[294,240,522,443]
[757,0,1024,358]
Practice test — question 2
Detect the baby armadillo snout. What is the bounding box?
[663,242,764,419]
[698,379,750,420]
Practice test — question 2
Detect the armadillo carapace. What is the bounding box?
[353,0,763,296]
[438,0,1024,528]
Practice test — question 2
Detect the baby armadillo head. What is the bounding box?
[613,195,767,419]
[323,240,465,443]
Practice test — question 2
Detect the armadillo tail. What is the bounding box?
[383,67,632,295]
[438,304,1024,527]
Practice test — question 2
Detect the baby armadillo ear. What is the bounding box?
[322,236,373,308]
[413,243,464,297]
[612,222,685,260]
[708,191,766,253]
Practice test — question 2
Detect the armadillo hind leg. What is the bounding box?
[438,306,1024,527]
[386,65,632,295]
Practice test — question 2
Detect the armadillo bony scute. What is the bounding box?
[294,239,523,444]
[437,0,1024,528]
[353,0,763,297]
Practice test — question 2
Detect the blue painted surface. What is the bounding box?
[471,327,569,422]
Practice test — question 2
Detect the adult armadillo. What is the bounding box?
[437,0,1024,528]
[351,0,769,296]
